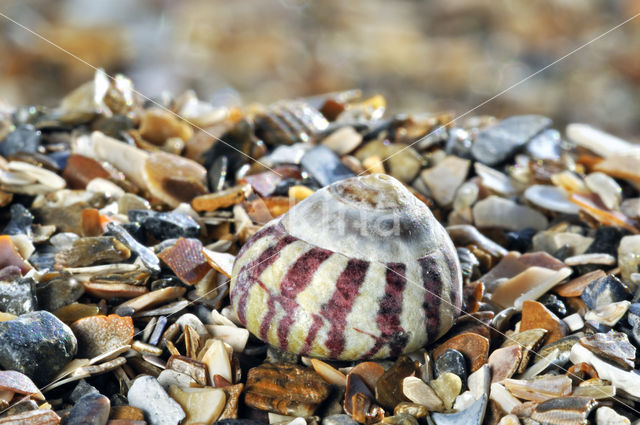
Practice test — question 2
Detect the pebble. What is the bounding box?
[585,300,631,327]
[470,115,551,165]
[127,375,186,425]
[524,185,580,215]
[62,392,110,425]
[3,204,34,236]
[0,125,41,157]
[618,235,640,288]
[431,393,487,425]
[106,222,161,274]
[432,333,489,373]
[430,372,462,410]
[530,396,597,425]
[488,345,521,383]
[519,300,568,344]
[420,156,470,206]
[0,278,37,315]
[322,127,363,155]
[503,375,572,402]
[585,172,622,210]
[36,276,84,311]
[71,314,134,358]
[434,349,467,382]
[375,356,418,410]
[473,195,549,231]
[354,139,422,183]
[581,274,631,310]
[596,406,631,425]
[579,332,636,370]
[0,409,61,424]
[168,386,226,424]
[393,402,428,418]
[128,210,200,240]
[0,310,77,385]
[244,363,330,416]
[401,376,444,411]
[300,146,355,187]
[501,329,547,374]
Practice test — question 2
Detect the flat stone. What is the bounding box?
[0,278,36,315]
[301,145,355,187]
[201,339,232,384]
[520,300,568,344]
[473,196,548,231]
[128,210,200,241]
[109,406,145,421]
[322,127,363,156]
[434,349,467,383]
[526,129,562,160]
[37,276,84,311]
[531,397,597,425]
[524,185,580,215]
[402,376,444,411]
[71,314,134,358]
[62,393,110,425]
[431,393,487,425]
[446,225,508,258]
[420,156,470,207]
[354,139,422,183]
[245,363,330,416]
[322,414,359,425]
[106,223,161,274]
[503,375,572,402]
[168,386,226,425]
[501,328,547,374]
[0,310,77,385]
[3,204,34,236]
[350,361,385,392]
[619,235,640,290]
[471,115,551,166]
[585,301,630,327]
[158,238,211,285]
[432,333,489,373]
[70,379,99,402]
[554,270,606,298]
[117,286,186,315]
[580,332,636,370]
[581,274,631,310]
[488,345,521,383]
[596,406,631,425]
[0,409,61,424]
[375,356,418,410]
[430,372,462,410]
[344,373,374,416]
[127,375,185,425]
[0,370,43,400]
[156,369,196,391]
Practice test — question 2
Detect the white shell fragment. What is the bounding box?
[474,163,516,196]
[473,196,548,231]
[584,172,622,210]
[524,185,580,215]
[618,235,640,288]
[564,253,616,266]
[584,301,630,327]
[567,123,640,158]
[322,126,363,155]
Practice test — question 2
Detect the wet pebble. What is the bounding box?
[127,375,185,425]
[434,349,467,383]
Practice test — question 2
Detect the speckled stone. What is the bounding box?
[61,393,110,425]
[127,375,185,425]
[0,310,77,386]
[0,278,37,315]
[71,314,134,358]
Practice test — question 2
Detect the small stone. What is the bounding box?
[520,300,568,344]
[0,125,41,157]
[55,236,130,268]
[244,363,330,416]
[117,286,186,315]
[563,313,584,332]
[471,115,551,165]
[0,235,31,274]
[618,235,640,289]
[218,383,243,420]
[488,345,521,383]
[579,332,636,370]
[3,204,34,236]
[109,406,145,421]
[168,386,226,425]
[453,391,476,411]
[130,210,200,241]
[158,238,211,285]
[377,413,418,425]
[322,127,363,156]
[526,128,562,160]
[350,361,385,392]
[489,383,521,415]
[310,359,346,387]
[128,375,185,425]
[201,339,232,384]
[36,276,84,311]
[554,270,605,298]
[432,333,489,373]
[585,301,630,327]
[354,139,422,183]
[497,414,520,425]
[0,410,61,424]
[430,373,462,410]
[585,172,622,210]
[71,314,134,358]
[0,310,77,385]
[394,402,428,418]
[519,348,560,380]
[531,397,597,425]
[434,349,467,383]
[503,375,572,402]
[595,406,631,425]
[157,369,196,391]
[431,393,487,425]
[524,185,580,215]
[344,372,374,416]
[420,156,470,207]
[581,274,631,310]
[70,379,99,402]
[446,225,508,258]
[375,356,418,410]
[467,364,490,400]
[0,278,36,315]
[473,196,548,231]
[322,414,358,425]
[501,329,547,374]
[62,392,110,425]
[402,376,444,411]
[301,146,356,187]
[0,370,43,400]
[139,108,193,145]
[106,222,161,274]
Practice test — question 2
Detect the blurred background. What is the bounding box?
[1,0,639,138]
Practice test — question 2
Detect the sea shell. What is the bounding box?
[230,174,462,360]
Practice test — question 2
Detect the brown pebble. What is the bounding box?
[109,406,144,420]
[62,154,111,189]
[374,356,418,410]
[0,371,43,400]
[488,345,522,383]
[350,361,385,392]
[566,362,599,385]
[81,208,102,237]
[219,383,243,420]
[71,314,134,357]
[83,282,148,299]
[244,363,330,416]
[158,238,212,285]
[520,300,568,344]
[554,270,606,297]
[191,184,251,212]
[432,332,489,373]
[0,409,60,424]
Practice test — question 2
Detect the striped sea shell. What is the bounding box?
[230,174,462,360]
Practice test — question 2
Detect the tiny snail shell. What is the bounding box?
[230,174,462,360]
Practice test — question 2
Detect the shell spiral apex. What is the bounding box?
[230,173,462,360]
